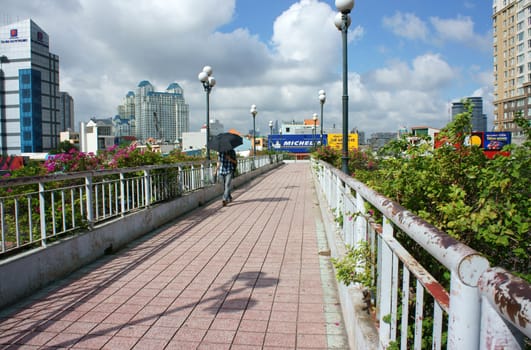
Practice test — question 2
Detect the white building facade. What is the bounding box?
[116,81,189,145]
[0,19,62,155]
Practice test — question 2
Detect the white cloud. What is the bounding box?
[0,0,492,138]
[430,15,491,51]
[382,12,428,41]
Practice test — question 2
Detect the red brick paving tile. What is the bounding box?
[250,299,274,311]
[297,333,328,348]
[202,329,236,344]
[35,319,72,332]
[173,327,207,342]
[152,314,187,328]
[263,332,296,348]
[298,302,323,313]
[238,319,268,333]
[115,324,149,338]
[63,321,98,334]
[197,342,231,349]
[53,310,85,322]
[100,311,134,325]
[101,335,138,350]
[267,321,297,334]
[298,311,325,323]
[181,317,213,330]
[216,309,244,320]
[88,323,121,337]
[274,293,299,303]
[272,301,298,312]
[115,303,144,314]
[12,330,55,346]
[233,331,265,346]
[130,337,169,349]
[231,345,262,350]
[148,297,175,307]
[165,340,200,349]
[243,309,270,321]
[297,322,327,334]
[73,334,113,349]
[142,325,177,340]
[209,317,240,331]
[42,332,81,348]
[128,312,159,326]
[0,332,18,346]
[269,310,298,322]
[77,311,110,323]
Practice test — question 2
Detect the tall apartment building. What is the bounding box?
[493,0,531,137]
[116,81,189,144]
[0,19,63,155]
[452,97,488,132]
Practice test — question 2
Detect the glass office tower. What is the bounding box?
[0,19,61,154]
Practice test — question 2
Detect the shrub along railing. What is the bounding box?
[312,158,530,350]
[0,155,281,258]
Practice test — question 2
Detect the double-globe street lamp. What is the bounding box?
[269,120,273,150]
[334,0,354,174]
[319,90,326,145]
[250,104,258,156]
[198,66,216,161]
[312,113,318,147]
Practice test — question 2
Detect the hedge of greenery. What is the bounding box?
[314,106,530,283]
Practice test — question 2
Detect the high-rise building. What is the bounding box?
[452,97,487,132]
[0,19,63,155]
[59,92,75,132]
[492,0,531,137]
[116,81,189,144]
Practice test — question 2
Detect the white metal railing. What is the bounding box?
[312,159,530,350]
[0,155,281,258]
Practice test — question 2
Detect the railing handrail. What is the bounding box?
[0,155,281,257]
[328,161,489,286]
[0,160,210,188]
[312,158,530,349]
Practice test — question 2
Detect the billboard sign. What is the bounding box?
[327,133,359,150]
[269,134,326,153]
[484,132,511,150]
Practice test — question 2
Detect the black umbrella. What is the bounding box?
[209,132,243,152]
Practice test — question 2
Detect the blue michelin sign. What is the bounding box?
[268,134,327,153]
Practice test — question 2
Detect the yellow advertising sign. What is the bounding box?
[327,133,359,150]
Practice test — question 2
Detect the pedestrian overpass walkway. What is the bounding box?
[0,163,350,349]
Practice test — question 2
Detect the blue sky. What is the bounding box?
[1,0,494,136]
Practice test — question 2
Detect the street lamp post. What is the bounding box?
[334,0,354,174]
[268,120,273,150]
[319,90,326,145]
[250,104,258,156]
[198,66,216,161]
[312,113,318,147]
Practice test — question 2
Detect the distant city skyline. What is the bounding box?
[0,0,494,138]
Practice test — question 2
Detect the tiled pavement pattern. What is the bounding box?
[0,163,349,349]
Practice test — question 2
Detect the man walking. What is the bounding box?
[216,149,237,207]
